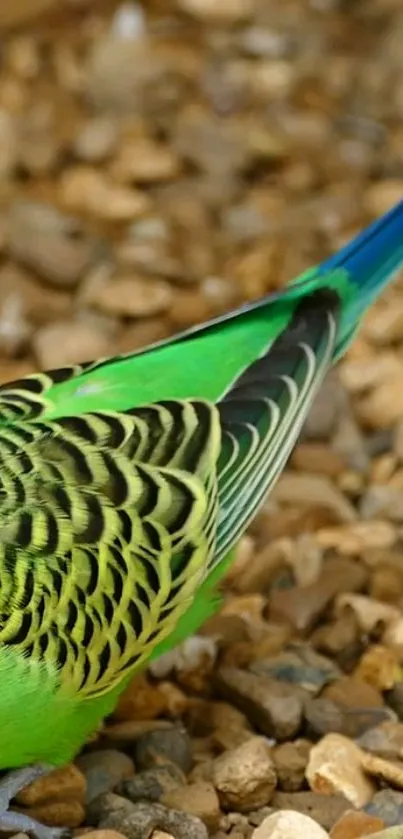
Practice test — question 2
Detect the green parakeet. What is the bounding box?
[0,201,401,837]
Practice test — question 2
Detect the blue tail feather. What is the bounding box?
[317,200,403,354]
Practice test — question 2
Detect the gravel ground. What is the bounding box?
[0,1,403,838]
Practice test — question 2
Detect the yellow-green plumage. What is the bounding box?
[0,202,401,839]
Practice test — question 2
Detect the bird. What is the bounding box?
[0,201,401,839]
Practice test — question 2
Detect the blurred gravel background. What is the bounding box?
[1,1,403,838]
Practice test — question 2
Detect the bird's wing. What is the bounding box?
[0,400,221,698]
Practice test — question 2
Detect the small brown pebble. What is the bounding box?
[18,800,85,828]
[134,725,193,773]
[32,319,113,368]
[329,810,385,838]
[272,740,312,791]
[354,645,401,691]
[77,832,128,839]
[76,750,135,804]
[215,667,304,740]
[162,782,221,831]
[268,558,367,634]
[93,276,173,318]
[16,765,86,807]
[323,676,384,709]
[114,674,167,722]
[212,736,277,812]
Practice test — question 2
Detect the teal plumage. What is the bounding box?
[0,201,400,839]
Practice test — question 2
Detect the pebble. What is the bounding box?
[323,676,384,709]
[75,750,135,804]
[59,166,152,221]
[356,722,403,760]
[361,750,403,790]
[32,319,112,368]
[90,796,209,839]
[77,831,128,839]
[304,698,348,739]
[268,558,367,633]
[133,725,193,773]
[177,0,254,22]
[110,139,180,184]
[250,645,341,695]
[113,674,167,722]
[252,810,329,838]
[16,765,86,807]
[74,117,119,162]
[215,667,304,740]
[330,810,385,838]
[9,201,98,287]
[17,799,85,828]
[272,473,356,522]
[211,737,277,812]
[92,275,173,318]
[365,789,403,827]
[161,782,221,831]
[118,764,185,804]
[272,740,312,791]
[335,595,400,635]
[270,791,350,831]
[306,733,375,808]
[354,645,400,692]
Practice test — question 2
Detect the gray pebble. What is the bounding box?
[90,794,208,839]
[117,763,185,802]
[134,725,192,773]
[76,749,135,804]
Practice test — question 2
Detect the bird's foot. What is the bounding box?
[0,765,70,839]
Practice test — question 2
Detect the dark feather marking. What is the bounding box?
[110,558,124,602]
[118,511,132,545]
[170,542,194,583]
[116,622,127,654]
[83,614,94,646]
[92,413,127,448]
[57,416,98,444]
[136,466,159,517]
[142,520,162,554]
[102,452,129,506]
[103,594,114,624]
[128,599,143,636]
[40,510,59,555]
[98,641,111,680]
[15,511,33,550]
[66,600,78,632]
[11,611,32,644]
[166,474,193,532]
[81,548,98,596]
[77,494,104,544]
[0,377,44,394]
[53,485,72,517]
[57,636,68,668]
[47,367,78,385]
[80,655,91,689]
[19,568,34,609]
[50,568,63,598]
[38,633,49,656]
[54,436,92,483]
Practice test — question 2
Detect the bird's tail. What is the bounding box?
[213,199,403,563]
[291,199,403,357]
